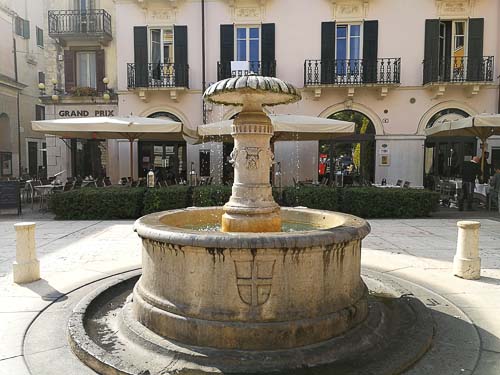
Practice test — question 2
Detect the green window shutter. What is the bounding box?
[363,20,378,83]
[321,21,335,84]
[174,25,188,87]
[133,26,148,87]
[467,18,484,81]
[219,24,234,79]
[261,23,275,76]
[423,19,440,84]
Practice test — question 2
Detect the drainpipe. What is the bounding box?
[14,36,22,214]
[201,0,206,123]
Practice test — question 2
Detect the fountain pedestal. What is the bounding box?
[222,107,280,232]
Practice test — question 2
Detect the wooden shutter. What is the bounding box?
[174,25,188,87]
[363,20,378,83]
[64,50,76,92]
[220,24,234,79]
[423,19,440,84]
[133,26,148,87]
[23,19,30,39]
[261,23,275,76]
[321,21,335,84]
[95,49,105,93]
[468,18,484,81]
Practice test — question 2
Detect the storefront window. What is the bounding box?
[138,112,186,183]
[71,139,107,178]
[319,111,375,184]
[424,108,474,188]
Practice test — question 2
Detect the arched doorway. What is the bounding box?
[138,111,187,182]
[319,110,376,184]
[424,108,476,187]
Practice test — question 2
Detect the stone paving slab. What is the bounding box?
[0,217,499,374]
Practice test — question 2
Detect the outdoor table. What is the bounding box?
[34,184,61,210]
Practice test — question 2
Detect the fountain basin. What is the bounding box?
[133,206,370,350]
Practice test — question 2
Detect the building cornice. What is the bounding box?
[0,74,27,92]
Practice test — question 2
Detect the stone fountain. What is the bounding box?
[68,76,433,375]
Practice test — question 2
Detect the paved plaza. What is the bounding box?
[0,215,499,374]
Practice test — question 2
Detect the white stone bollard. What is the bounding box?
[12,222,40,284]
[453,221,481,280]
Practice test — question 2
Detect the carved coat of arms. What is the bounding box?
[234,258,275,306]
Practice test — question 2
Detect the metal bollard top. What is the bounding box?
[14,222,36,231]
[457,221,481,229]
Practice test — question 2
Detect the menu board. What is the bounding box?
[0,181,20,214]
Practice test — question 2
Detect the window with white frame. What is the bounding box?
[150,28,174,64]
[336,24,361,74]
[235,26,260,62]
[76,51,96,88]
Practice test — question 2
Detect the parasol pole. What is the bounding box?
[481,138,486,182]
[129,138,134,181]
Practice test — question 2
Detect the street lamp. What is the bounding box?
[102,77,110,101]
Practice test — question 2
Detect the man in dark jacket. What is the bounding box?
[459,156,481,211]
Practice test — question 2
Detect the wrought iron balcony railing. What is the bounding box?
[217,61,276,80]
[304,58,401,86]
[48,9,112,40]
[423,56,494,84]
[127,63,189,89]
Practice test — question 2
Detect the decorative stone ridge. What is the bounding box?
[436,0,475,17]
[203,75,301,107]
[331,0,370,20]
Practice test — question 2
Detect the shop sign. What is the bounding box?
[57,106,117,118]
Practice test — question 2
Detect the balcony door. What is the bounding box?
[335,24,361,75]
[235,26,260,73]
[437,20,467,81]
[424,18,484,83]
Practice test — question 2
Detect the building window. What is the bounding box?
[15,17,30,39]
[38,72,45,84]
[235,26,260,62]
[199,150,211,177]
[35,105,45,121]
[150,28,174,64]
[336,24,361,74]
[76,51,96,88]
[74,0,95,10]
[36,27,43,47]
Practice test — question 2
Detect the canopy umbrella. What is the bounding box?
[196,114,355,143]
[32,116,197,178]
[425,113,500,179]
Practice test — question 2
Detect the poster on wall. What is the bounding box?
[0,153,12,176]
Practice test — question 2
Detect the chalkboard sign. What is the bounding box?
[0,181,20,214]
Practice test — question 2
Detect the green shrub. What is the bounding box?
[340,187,440,218]
[281,186,340,211]
[48,185,440,220]
[142,186,191,214]
[192,186,232,207]
[49,187,146,220]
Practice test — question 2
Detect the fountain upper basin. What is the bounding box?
[133,206,370,350]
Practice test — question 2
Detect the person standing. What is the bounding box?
[459,156,481,211]
[490,167,500,212]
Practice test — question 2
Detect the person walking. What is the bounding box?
[459,156,481,211]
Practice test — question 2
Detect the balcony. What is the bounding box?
[48,9,112,45]
[127,63,189,101]
[217,60,277,81]
[422,56,494,97]
[304,58,400,98]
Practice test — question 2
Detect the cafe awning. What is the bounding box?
[196,114,355,143]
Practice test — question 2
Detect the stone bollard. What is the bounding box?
[12,222,40,284]
[453,221,481,280]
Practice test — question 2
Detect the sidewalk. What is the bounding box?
[0,215,499,374]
